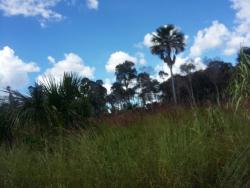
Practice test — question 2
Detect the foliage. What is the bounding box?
[80,78,107,116]
[151,24,186,104]
[229,49,250,111]
[0,107,250,187]
[0,26,249,186]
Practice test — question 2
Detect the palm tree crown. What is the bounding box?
[151,24,185,67]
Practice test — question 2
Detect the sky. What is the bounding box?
[0,0,250,93]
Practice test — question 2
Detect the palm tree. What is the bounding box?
[151,24,185,104]
[4,84,53,134]
[42,72,91,128]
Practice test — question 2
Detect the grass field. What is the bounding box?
[0,107,250,188]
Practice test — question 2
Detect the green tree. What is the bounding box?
[80,78,107,116]
[115,61,137,108]
[110,82,125,110]
[151,25,185,104]
[180,60,196,105]
[206,60,233,105]
[136,72,160,106]
[159,71,168,81]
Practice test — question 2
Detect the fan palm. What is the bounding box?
[41,72,90,128]
[151,24,185,104]
[5,84,54,134]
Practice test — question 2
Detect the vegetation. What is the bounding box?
[151,25,185,104]
[0,24,250,187]
[1,107,250,187]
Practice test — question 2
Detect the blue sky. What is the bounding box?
[0,0,250,92]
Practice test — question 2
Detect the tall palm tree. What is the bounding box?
[151,24,185,104]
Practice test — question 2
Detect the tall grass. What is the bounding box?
[229,49,250,112]
[0,107,250,188]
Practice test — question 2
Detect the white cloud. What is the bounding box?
[48,56,56,64]
[38,53,95,81]
[224,34,246,55]
[103,78,113,94]
[0,46,40,89]
[86,0,98,10]
[143,33,154,48]
[136,52,147,65]
[154,56,206,82]
[105,51,147,73]
[0,0,63,26]
[0,0,100,26]
[223,0,250,55]
[190,21,230,57]
[190,0,250,57]
[232,0,250,33]
[135,33,155,49]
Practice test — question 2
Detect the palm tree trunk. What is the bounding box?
[170,66,177,104]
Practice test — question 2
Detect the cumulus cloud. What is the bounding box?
[135,33,155,49]
[143,33,154,48]
[0,46,40,89]
[0,0,100,26]
[38,53,95,81]
[0,0,63,26]
[232,0,250,33]
[105,51,147,73]
[190,21,230,57]
[154,56,206,82]
[224,0,250,55]
[86,0,99,10]
[190,0,250,57]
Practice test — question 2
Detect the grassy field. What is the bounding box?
[0,107,250,188]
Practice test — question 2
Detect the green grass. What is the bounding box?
[1,107,250,188]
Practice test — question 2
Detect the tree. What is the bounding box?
[206,60,233,105]
[159,71,168,81]
[136,72,152,106]
[115,61,137,108]
[151,25,185,104]
[110,82,125,110]
[80,78,107,116]
[136,72,160,106]
[180,60,196,105]
[106,93,117,113]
